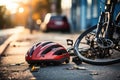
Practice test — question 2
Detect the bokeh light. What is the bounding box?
[0,0,29,14]
[18,7,24,13]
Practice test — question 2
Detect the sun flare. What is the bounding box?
[0,0,29,14]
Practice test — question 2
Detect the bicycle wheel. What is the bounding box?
[74,25,120,65]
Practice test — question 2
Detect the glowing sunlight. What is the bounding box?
[0,0,29,14]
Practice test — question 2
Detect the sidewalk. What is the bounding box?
[11,28,79,48]
[0,27,25,55]
[0,29,79,55]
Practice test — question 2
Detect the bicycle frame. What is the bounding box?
[95,0,117,39]
[73,0,120,65]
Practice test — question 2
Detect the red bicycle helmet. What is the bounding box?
[25,41,70,65]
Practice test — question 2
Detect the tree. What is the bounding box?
[0,6,6,29]
[32,0,51,21]
[0,6,12,29]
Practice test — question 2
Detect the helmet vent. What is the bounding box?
[41,42,53,46]
[54,49,67,55]
[41,44,62,55]
[29,47,34,56]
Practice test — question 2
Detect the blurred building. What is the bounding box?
[62,0,120,32]
[1,0,119,31]
[61,0,100,32]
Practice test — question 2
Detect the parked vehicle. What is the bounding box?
[25,41,70,65]
[40,13,70,32]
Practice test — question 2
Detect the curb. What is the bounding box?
[0,33,19,55]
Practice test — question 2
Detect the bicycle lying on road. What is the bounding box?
[74,0,120,65]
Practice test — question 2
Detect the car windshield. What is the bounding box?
[50,16,67,21]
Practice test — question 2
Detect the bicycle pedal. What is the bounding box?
[66,39,73,46]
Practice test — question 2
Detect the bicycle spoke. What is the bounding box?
[74,25,120,65]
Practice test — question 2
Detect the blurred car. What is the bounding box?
[25,41,70,65]
[40,13,70,32]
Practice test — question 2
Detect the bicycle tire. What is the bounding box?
[74,25,120,65]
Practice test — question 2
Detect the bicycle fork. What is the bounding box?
[95,12,113,48]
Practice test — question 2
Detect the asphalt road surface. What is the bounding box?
[0,30,120,80]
